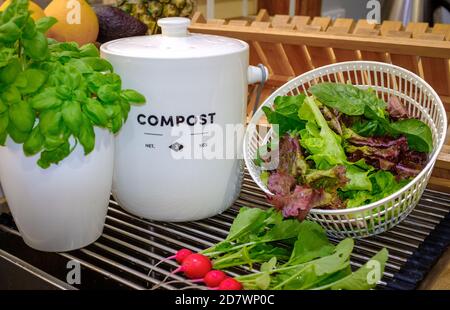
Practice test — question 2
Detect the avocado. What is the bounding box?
[94,5,148,43]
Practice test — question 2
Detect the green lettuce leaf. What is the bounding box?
[262,95,306,135]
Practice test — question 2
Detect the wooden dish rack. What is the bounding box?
[189,10,450,192]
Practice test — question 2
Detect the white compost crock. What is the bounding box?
[0,128,114,252]
[101,18,267,222]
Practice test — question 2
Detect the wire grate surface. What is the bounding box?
[0,172,450,290]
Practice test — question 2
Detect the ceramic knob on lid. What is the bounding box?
[158,17,190,37]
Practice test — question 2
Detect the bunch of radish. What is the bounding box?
[168,249,242,290]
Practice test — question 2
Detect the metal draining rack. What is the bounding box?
[1,172,450,290]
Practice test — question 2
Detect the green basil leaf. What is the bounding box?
[67,58,93,74]
[83,98,109,127]
[0,21,21,43]
[0,98,7,114]
[105,73,121,90]
[35,16,57,33]
[56,85,72,100]
[103,102,122,119]
[30,88,63,110]
[13,72,27,88]
[121,89,146,104]
[0,48,14,68]
[119,99,131,121]
[44,132,67,150]
[78,115,95,155]
[0,130,6,145]
[11,14,28,29]
[87,72,107,93]
[1,0,28,24]
[23,31,48,61]
[37,141,71,169]
[48,41,79,53]
[81,57,113,72]
[111,113,123,134]
[23,125,44,156]
[389,119,433,153]
[66,66,83,89]
[98,84,119,103]
[7,122,30,143]
[0,112,9,134]
[0,58,20,84]
[62,100,83,136]
[9,101,35,133]
[15,69,48,94]
[73,89,88,102]
[22,17,36,40]
[1,85,21,104]
[79,43,99,58]
[39,109,62,136]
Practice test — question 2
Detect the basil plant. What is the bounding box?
[0,0,145,168]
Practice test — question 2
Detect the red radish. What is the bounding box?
[165,249,193,262]
[218,278,242,290]
[175,249,193,263]
[172,253,212,279]
[202,270,227,288]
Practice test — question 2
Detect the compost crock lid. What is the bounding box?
[100,17,248,59]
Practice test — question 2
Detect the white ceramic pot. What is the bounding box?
[101,18,267,222]
[0,128,114,252]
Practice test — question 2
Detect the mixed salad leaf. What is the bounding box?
[258,82,432,220]
[0,0,145,168]
[202,207,388,290]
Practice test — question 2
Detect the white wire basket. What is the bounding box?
[243,61,448,238]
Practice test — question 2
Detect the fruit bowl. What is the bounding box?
[243,61,447,238]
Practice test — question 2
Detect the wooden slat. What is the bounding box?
[310,16,332,31]
[291,16,311,29]
[436,145,450,171]
[191,11,206,24]
[250,21,271,29]
[428,177,450,193]
[249,12,271,75]
[327,19,359,63]
[353,20,387,63]
[419,23,450,97]
[429,145,450,192]
[382,21,419,75]
[405,22,429,35]
[303,17,335,69]
[380,20,402,36]
[433,24,450,41]
[278,16,313,75]
[256,9,270,22]
[271,24,296,31]
[271,15,291,26]
[227,20,250,27]
[189,24,450,59]
[206,19,226,25]
[250,20,294,81]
